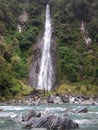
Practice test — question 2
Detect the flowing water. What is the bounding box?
[0,104,98,130]
[37,4,53,91]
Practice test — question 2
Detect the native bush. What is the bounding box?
[59,46,80,82]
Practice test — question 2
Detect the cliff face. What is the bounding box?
[29,37,42,88]
[29,35,57,90]
[50,38,57,90]
[17,11,28,33]
[0,0,98,97]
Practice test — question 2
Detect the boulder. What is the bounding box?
[81,96,90,100]
[69,96,75,103]
[11,114,23,123]
[53,96,63,104]
[26,114,79,129]
[22,110,36,122]
[47,95,55,103]
[80,100,94,105]
[77,108,88,113]
[61,96,69,103]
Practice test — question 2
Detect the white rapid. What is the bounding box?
[37,4,52,91]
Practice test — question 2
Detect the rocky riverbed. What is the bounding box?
[5,93,98,106]
[11,109,79,130]
[0,102,98,130]
[0,93,98,129]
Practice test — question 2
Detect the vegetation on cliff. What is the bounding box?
[0,0,98,99]
[50,0,98,90]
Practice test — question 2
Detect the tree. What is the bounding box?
[72,0,92,21]
[59,47,80,82]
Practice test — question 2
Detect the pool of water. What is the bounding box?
[0,104,98,130]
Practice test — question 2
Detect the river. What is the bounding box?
[0,104,98,130]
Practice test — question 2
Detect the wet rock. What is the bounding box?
[36,108,50,118]
[65,119,79,129]
[11,114,22,123]
[77,108,88,113]
[25,114,79,129]
[22,110,36,122]
[36,113,41,117]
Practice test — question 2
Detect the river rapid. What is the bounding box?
[0,104,98,130]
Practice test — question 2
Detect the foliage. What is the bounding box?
[0,0,45,99]
[59,47,80,82]
[0,73,31,99]
[0,56,7,70]
[87,19,98,42]
[55,83,98,96]
[18,27,39,51]
[0,73,14,97]
[11,56,28,79]
[49,0,98,88]
[72,0,93,22]
[0,0,98,98]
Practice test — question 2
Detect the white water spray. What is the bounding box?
[37,4,53,91]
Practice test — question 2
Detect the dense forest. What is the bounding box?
[0,0,98,99]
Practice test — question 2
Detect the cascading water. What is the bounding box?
[37,4,53,91]
[29,4,56,90]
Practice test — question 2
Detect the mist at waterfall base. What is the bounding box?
[0,104,98,130]
[37,4,53,91]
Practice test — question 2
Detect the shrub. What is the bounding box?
[59,46,80,82]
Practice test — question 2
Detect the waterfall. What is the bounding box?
[37,4,53,91]
[29,4,56,91]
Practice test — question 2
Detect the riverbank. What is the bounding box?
[2,91,98,106]
[0,102,98,130]
[0,90,98,130]
[1,81,98,102]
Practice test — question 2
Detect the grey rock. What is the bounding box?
[22,110,36,122]
[47,95,55,103]
[61,96,69,103]
[19,11,28,23]
[31,128,47,130]
[53,96,63,104]
[29,34,57,90]
[25,114,79,129]
[36,113,41,117]
[77,108,88,113]
[11,114,22,123]
[29,37,42,88]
